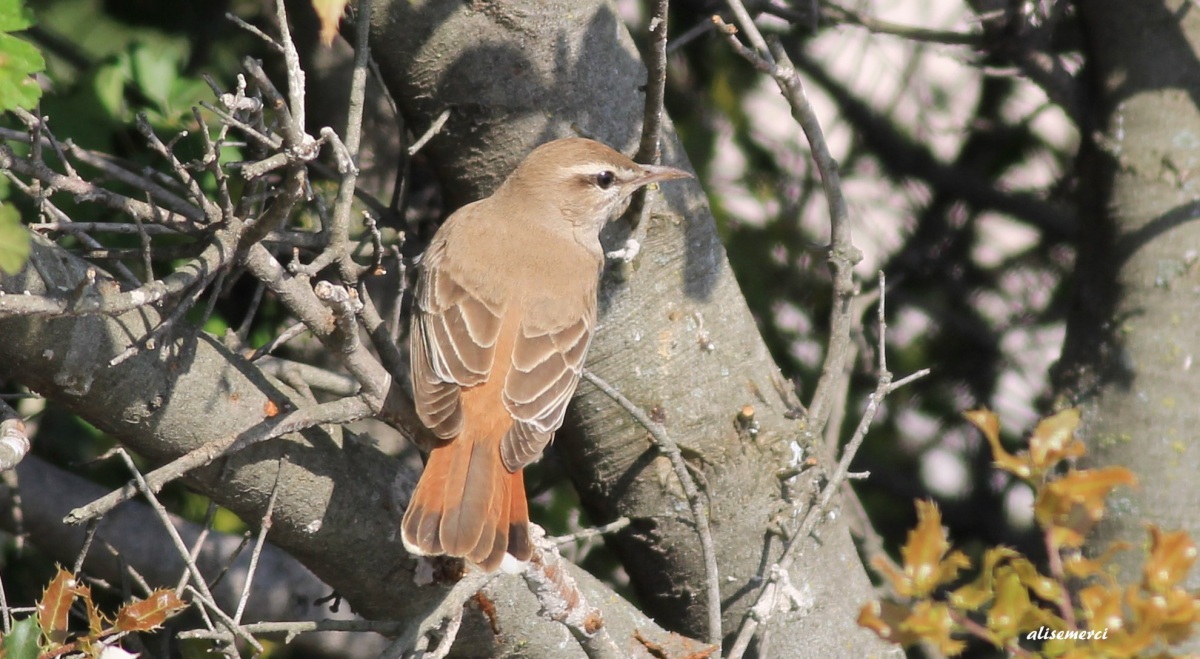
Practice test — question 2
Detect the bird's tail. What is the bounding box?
[401,430,532,571]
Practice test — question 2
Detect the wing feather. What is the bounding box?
[500,311,593,470]
[411,246,505,439]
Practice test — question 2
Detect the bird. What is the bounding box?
[400,137,691,571]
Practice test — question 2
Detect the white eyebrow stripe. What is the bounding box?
[561,162,630,177]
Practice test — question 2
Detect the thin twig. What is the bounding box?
[178,502,220,594]
[249,321,309,361]
[380,570,497,659]
[64,396,373,525]
[178,617,406,643]
[712,9,859,437]
[0,570,8,634]
[0,400,29,471]
[407,109,451,157]
[619,0,674,264]
[580,369,722,648]
[635,0,671,166]
[549,517,631,546]
[72,519,100,575]
[108,448,263,653]
[274,0,305,132]
[233,458,285,625]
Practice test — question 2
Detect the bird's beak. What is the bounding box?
[634,164,693,187]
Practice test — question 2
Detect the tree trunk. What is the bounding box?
[1060,0,1200,604]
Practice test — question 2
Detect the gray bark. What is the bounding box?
[1061,0,1200,603]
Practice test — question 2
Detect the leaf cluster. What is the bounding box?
[0,0,44,114]
[859,409,1200,657]
[0,567,186,659]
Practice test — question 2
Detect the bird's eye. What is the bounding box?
[595,170,616,189]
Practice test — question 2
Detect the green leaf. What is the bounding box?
[0,31,45,112]
[129,42,176,109]
[0,0,43,112]
[0,0,34,32]
[93,56,130,119]
[0,204,31,274]
[2,616,41,659]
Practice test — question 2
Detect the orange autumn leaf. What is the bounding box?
[857,599,914,646]
[1009,555,1064,604]
[949,546,1020,611]
[1027,408,1086,471]
[36,567,76,645]
[901,600,966,656]
[1143,526,1198,593]
[1036,466,1136,546]
[114,590,187,633]
[965,409,1032,479]
[1063,543,1129,581]
[896,500,971,598]
[1078,583,1125,631]
[988,566,1032,643]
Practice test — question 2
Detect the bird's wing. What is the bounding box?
[500,302,594,471]
[411,243,506,440]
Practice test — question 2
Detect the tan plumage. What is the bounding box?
[401,137,691,570]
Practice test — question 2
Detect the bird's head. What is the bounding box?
[502,137,692,232]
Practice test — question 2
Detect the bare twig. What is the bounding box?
[233,459,284,625]
[249,321,309,361]
[580,369,722,648]
[820,2,981,46]
[523,530,624,659]
[407,109,451,157]
[274,0,306,133]
[0,400,29,472]
[71,519,100,576]
[713,9,858,438]
[380,570,496,659]
[64,396,373,525]
[635,0,671,166]
[225,12,284,52]
[549,517,631,546]
[177,617,405,642]
[314,280,364,354]
[0,570,8,633]
[0,143,205,226]
[107,269,222,367]
[616,0,675,266]
[242,244,398,418]
[107,448,263,652]
[296,0,372,281]
[357,281,409,384]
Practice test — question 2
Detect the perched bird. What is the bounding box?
[401,137,691,570]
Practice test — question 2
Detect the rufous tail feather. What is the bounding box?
[401,431,529,571]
